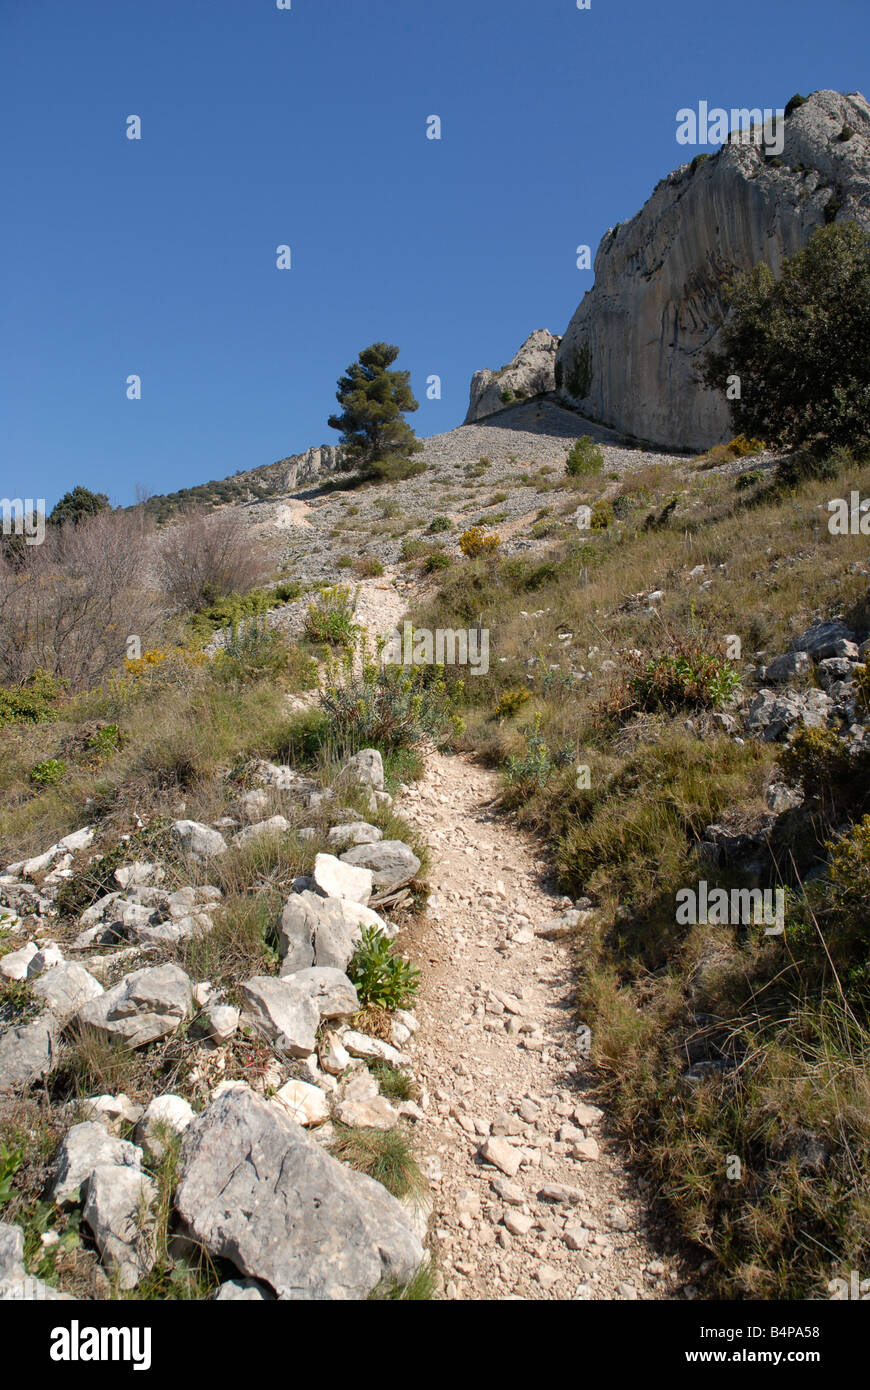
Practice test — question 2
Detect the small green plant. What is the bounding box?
[0,1142,24,1207]
[423,552,451,574]
[303,586,358,649]
[503,714,556,803]
[369,1256,437,1300]
[736,468,765,491]
[367,1060,418,1101]
[427,516,451,533]
[85,723,122,758]
[0,671,65,728]
[349,926,421,1011]
[28,758,66,787]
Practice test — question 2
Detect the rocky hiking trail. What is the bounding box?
[393,754,692,1300]
[352,591,696,1301]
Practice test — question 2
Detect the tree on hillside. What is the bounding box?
[328,343,420,470]
[48,485,110,527]
[699,221,870,454]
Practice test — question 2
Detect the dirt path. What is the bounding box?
[352,578,694,1300]
[395,753,692,1300]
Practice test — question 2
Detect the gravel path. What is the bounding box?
[395,754,693,1301]
[349,575,696,1301]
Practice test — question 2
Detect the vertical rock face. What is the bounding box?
[278,445,342,489]
[464,329,561,423]
[555,90,870,451]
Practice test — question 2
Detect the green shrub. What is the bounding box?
[565,436,604,477]
[423,552,451,574]
[28,759,66,787]
[214,617,300,683]
[303,586,358,649]
[625,644,741,715]
[427,516,451,534]
[0,671,65,728]
[590,501,614,530]
[319,647,457,751]
[736,468,765,491]
[700,221,870,453]
[778,727,870,820]
[349,926,421,1010]
[775,444,852,489]
[503,715,557,804]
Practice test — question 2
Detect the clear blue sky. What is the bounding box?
[2,0,867,510]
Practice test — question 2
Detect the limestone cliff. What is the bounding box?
[554,89,870,450]
[464,329,561,423]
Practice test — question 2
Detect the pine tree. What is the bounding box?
[48,485,110,527]
[328,343,420,470]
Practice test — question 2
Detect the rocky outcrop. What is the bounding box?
[464,330,561,423]
[555,90,870,450]
[276,445,343,490]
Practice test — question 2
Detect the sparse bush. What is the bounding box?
[427,516,451,534]
[0,509,164,691]
[214,617,299,683]
[352,556,385,578]
[492,687,531,719]
[502,715,556,804]
[319,646,456,751]
[566,436,604,477]
[303,586,357,649]
[156,508,268,614]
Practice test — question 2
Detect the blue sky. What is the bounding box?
[2,0,867,510]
